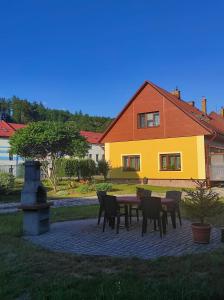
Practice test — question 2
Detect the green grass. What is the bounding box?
[0,179,23,203]
[1,205,224,299]
[0,178,184,203]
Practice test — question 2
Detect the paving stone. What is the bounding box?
[26,218,224,260]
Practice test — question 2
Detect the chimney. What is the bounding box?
[201,97,207,114]
[220,107,224,117]
[171,87,181,99]
[188,101,195,107]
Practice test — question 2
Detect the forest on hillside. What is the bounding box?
[0,96,113,132]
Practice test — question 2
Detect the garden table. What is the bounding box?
[117,196,176,228]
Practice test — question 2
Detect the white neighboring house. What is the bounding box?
[0,120,25,176]
[80,131,105,163]
[0,121,105,177]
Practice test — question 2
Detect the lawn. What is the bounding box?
[1,205,224,299]
[0,178,184,203]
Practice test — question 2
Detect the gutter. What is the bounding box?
[205,131,217,186]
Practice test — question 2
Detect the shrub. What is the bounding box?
[76,183,95,194]
[79,159,96,180]
[65,159,80,178]
[95,182,113,192]
[0,172,15,194]
[97,160,110,180]
[55,158,66,178]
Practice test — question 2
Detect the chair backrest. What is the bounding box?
[166,191,182,204]
[136,188,152,199]
[141,196,162,219]
[97,191,107,207]
[104,195,118,217]
[143,189,152,198]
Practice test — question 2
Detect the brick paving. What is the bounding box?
[26,218,224,260]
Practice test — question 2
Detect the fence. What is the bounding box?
[0,164,25,178]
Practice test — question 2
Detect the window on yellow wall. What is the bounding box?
[160,153,181,171]
[123,155,140,171]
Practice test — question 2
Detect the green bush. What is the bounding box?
[95,182,113,192]
[65,159,80,178]
[0,172,15,194]
[79,159,96,180]
[55,158,66,178]
[76,183,95,194]
[97,159,110,180]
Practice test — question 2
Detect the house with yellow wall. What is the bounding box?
[100,81,224,187]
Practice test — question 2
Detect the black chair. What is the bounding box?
[165,191,182,226]
[96,191,107,225]
[103,195,128,234]
[141,196,166,238]
[129,188,152,224]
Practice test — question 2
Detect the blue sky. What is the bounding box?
[0,0,224,117]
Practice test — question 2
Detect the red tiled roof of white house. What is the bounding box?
[80,131,103,144]
[0,121,105,144]
[0,120,26,138]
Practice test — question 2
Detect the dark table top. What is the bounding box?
[117,196,175,206]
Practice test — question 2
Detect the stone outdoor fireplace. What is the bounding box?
[20,161,50,235]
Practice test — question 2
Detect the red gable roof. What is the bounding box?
[80,131,103,144]
[0,121,104,143]
[0,121,26,138]
[9,123,26,130]
[100,80,224,142]
[208,112,224,133]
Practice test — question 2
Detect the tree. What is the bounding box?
[184,179,224,224]
[0,95,113,131]
[97,159,110,180]
[9,121,90,191]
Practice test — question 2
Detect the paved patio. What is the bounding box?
[26,218,223,259]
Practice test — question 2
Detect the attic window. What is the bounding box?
[138,112,160,128]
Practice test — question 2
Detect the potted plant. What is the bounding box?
[184,179,224,244]
[143,177,148,185]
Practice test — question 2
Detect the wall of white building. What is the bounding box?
[0,137,24,176]
[86,144,105,163]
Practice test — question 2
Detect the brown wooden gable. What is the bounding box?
[101,82,211,143]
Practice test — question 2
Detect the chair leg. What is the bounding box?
[116,215,120,234]
[142,217,147,236]
[125,205,129,230]
[136,208,139,222]
[103,215,106,232]
[97,206,103,225]
[158,218,162,238]
[164,211,168,225]
[170,209,176,229]
[111,217,115,229]
[129,205,132,224]
[177,207,182,226]
[153,219,157,231]
[162,213,166,234]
